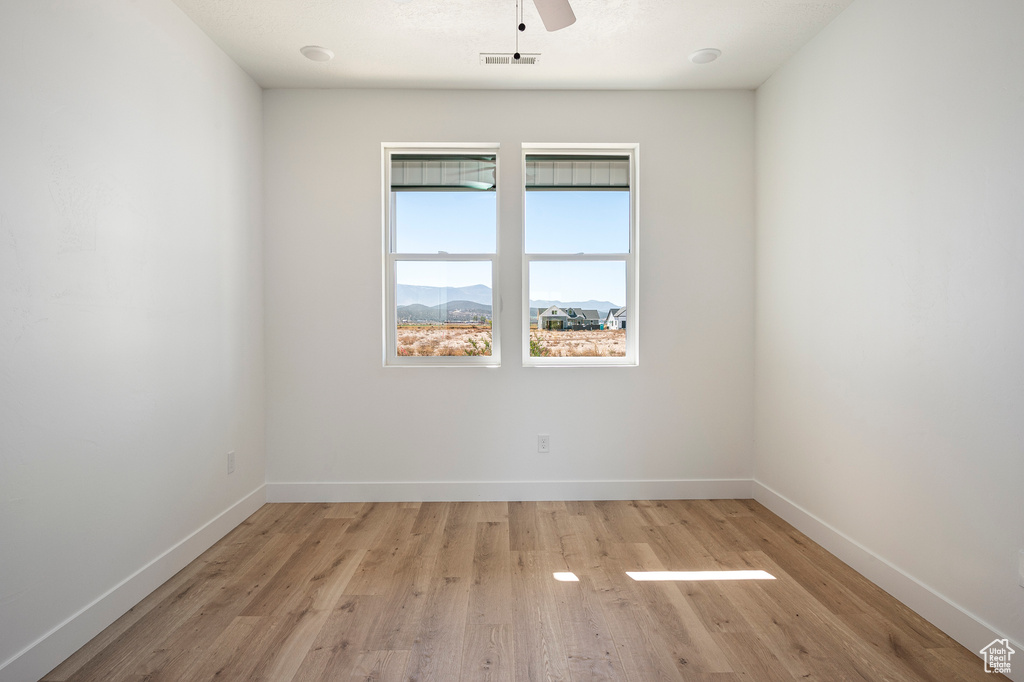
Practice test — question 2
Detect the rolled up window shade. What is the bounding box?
[391,154,496,191]
[525,154,629,190]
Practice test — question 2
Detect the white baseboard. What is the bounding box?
[0,485,266,682]
[267,478,753,503]
[752,480,1023,682]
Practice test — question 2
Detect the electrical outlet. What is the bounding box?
[1018,550,1024,588]
[227,451,235,475]
[538,435,550,454]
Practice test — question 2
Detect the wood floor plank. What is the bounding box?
[42,500,1007,682]
[477,501,510,523]
[570,535,685,682]
[433,502,480,579]
[678,501,754,564]
[612,541,735,676]
[560,615,624,682]
[588,575,686,680]
[535,500,569,550]
[342,508,417,596]
[632,499,683,527]
[240,519,352,617]
[338,502,400,549]
[274,503,330,536]
[348,649,411,682]
[839,611,954,682]
[171,615,263,682]
[636,522,725,572]
[925,645,1001,681]
[586,500,648,544]
[362,530,442,650]
[400,506,480,680]
[402,574,471,681]
[509,551,572,682]
[712,631,795,682]
[290,595,383,682]
[545,513,629,682]
[554,517,614,628]
[508,501,540,552]
[467,521,512,625]
[215,503,292,545]
[410,501,450,536]
[730,512,878,617]
[562,514,612,578]
[709,499,757,518]
[323,502,366,519]
[460,624,513,682]
[245,548,366,682]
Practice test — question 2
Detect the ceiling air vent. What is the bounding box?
[480,53,541,65]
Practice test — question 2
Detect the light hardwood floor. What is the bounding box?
[43,500,1003,681]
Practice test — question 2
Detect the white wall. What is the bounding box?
[0,1,265,679]
[264,89,754,498]
[756,0,1024,655]
[4,0,1017,674]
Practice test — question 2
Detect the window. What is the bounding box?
[383,143,637,367]
[383,146,500,365]
[523,146,638,365]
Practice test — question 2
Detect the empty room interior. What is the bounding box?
[1,0,1022,680]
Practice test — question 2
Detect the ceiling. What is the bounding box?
[171,0,854,90]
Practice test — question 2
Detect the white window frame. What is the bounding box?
[382,143,501,367]
[522,143,639,367]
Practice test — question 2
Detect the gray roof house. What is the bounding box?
[605,306,627,330]
[538,306,602,330]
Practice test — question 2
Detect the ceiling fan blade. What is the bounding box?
[532,0,576,31]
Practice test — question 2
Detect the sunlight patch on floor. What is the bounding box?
[626,570,775,581]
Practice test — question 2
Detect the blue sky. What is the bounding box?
[529,260,625,306]
[396,192,496,254]
[524,191,629,254]
[395,190,628,304]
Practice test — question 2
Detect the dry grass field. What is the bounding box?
[395,326,626,357]
[531,328,626,357]
[397,325,492,356]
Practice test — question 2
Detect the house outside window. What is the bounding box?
[523,145,639,366]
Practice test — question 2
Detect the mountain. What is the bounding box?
[395,284,621,320]
[397,300,492,323]
[397,283,492,307]
[396,303,443,322]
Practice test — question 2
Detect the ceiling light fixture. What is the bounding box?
[533,0,575,31]
[400,0,571,35]
[300,45,334,62]
[689,48,721,64]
